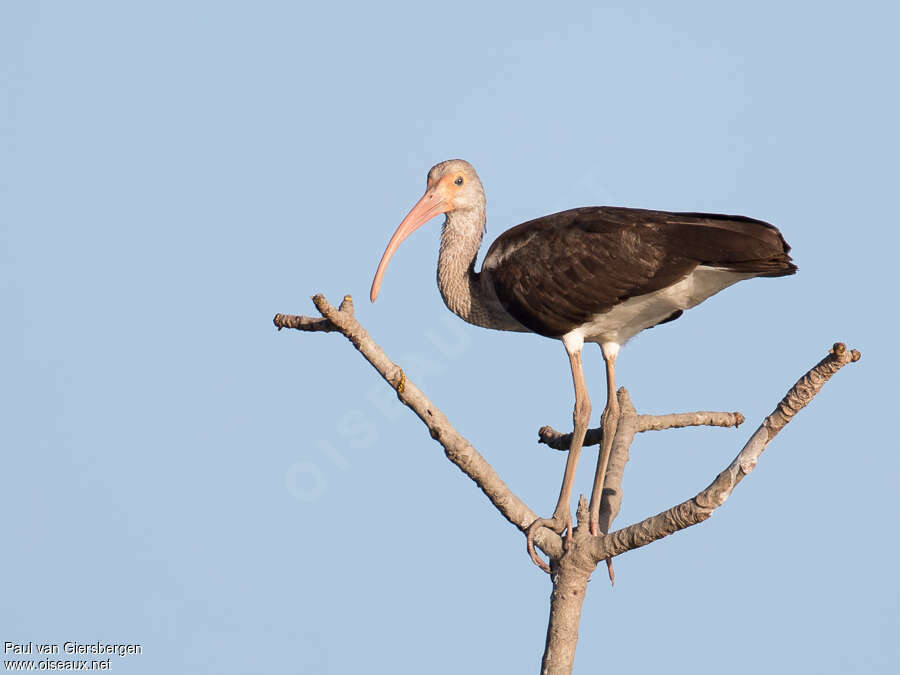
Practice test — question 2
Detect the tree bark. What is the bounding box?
[542,560,592,671]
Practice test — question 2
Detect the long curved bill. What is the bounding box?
[370,188,450,302]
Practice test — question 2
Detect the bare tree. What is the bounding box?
[274,293,860,675]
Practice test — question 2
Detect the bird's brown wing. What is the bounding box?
[482,207,795,338]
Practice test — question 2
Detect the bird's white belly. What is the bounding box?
[573,266,755,346]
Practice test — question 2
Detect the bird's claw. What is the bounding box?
[588,514,615,585]
[526,513,571,574]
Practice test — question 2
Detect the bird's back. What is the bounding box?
[481,206,796,340]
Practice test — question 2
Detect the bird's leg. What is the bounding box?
[527,346,591,572]
[588,343,619,537]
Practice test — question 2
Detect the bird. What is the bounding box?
[370,159,796,572]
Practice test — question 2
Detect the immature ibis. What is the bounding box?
[370,159,796,571]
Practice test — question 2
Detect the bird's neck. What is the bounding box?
[436,207,503,330]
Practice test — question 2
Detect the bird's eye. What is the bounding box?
[454,176,464,186]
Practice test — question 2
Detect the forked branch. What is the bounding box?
[588,342,860,564]
[276,293,859,675]
[275,294,564,560]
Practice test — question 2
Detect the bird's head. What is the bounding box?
[370,159,484,302]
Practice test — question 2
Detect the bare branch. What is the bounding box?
[595,389,638,538]
[279,292,859,675]
[274,295,354,332]
[539,409,744,451]
[275,294,563,560]
[637,410,745,432]
[273,312,337,332]
[589,342,861,563]
[538,425,604,452]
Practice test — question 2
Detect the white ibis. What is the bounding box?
[370,159,796,571]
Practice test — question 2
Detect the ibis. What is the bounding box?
[370,159,796,570]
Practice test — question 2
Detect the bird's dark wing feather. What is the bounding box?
[482,207,796,338]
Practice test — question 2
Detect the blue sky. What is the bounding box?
[2,2,897,673]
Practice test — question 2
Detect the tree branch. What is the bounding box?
[595,389,638,539]
[537,425,605,452]
[273,312,338,332]
[637,410,745,432]
[279,294,859,675]
[538,409,744,451]
[274,294,563,560]
[588,342,860,563]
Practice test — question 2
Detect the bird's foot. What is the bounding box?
[526,511,571,574]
